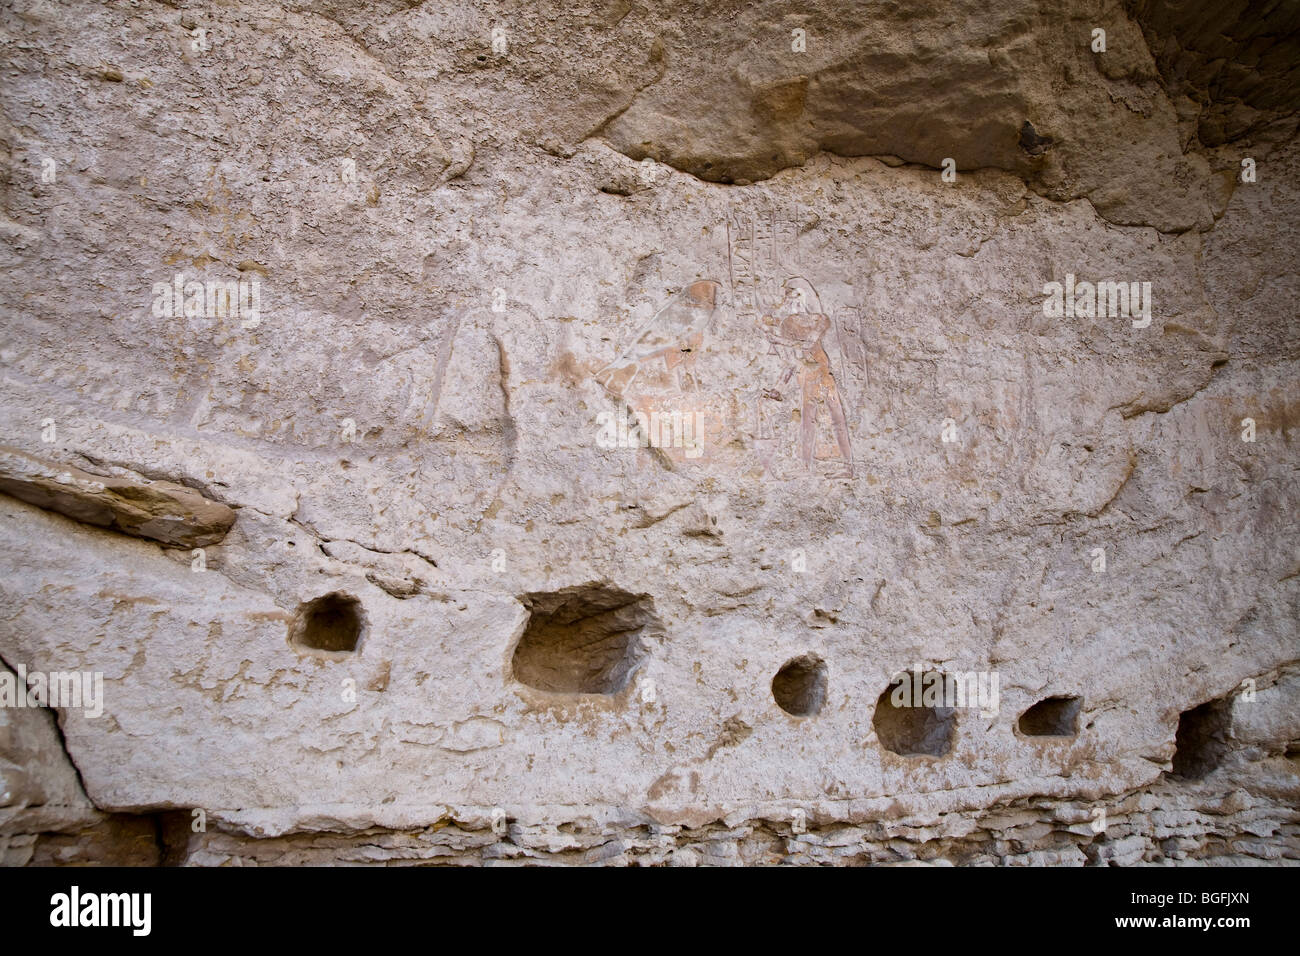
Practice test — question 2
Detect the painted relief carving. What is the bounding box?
[595,281,721,394]
[757,279,854,478]
[594,209,866,478]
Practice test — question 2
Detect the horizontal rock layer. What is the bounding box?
[0,446,236,547]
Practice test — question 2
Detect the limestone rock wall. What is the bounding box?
[0,0,1297,865]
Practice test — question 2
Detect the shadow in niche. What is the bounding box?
[1170,697,1233,780]
[289,593,365,654]
[772,654,827,716]
[1018,696,1082,737]
[510,584,658,694]
[873,674,957,757]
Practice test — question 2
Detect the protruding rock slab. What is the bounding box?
[0,447,234,548]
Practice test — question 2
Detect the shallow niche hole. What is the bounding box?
[873,672,957,757]
[771,654,827,717]
[290,592,364,654]
[1018,695,1083,737]
[510,584,658,694]
[1171,697,1233,780]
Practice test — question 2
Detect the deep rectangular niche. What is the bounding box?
[1171,697,1233,780]
[510,584,658,695]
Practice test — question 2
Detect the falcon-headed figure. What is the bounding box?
[595,280,721,394]
[758,278,854,477]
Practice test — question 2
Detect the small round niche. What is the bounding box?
[873,673,957,757]
[771,655,828,717]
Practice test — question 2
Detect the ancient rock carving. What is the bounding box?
[722,205,862,477]
[758,279,855,477]
[595,271,858,476]
[3,0,1296,873]
[595,281,721,394]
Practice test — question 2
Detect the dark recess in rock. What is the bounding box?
[1171,697,1233,780]
[873,675,957,757]
[511,583,658,694]
[1018,696,1083,737]
[290,593,366,655]
[1018,120,1053,156]
[772,654,827,716]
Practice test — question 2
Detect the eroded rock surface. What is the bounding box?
[0,0,1296,865]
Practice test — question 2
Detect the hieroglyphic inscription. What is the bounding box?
[726,205,857,477]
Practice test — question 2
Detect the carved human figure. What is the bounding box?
[759,282,853,476]
[595,281,721,394]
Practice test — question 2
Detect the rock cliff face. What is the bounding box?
[1,0,1297,865]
